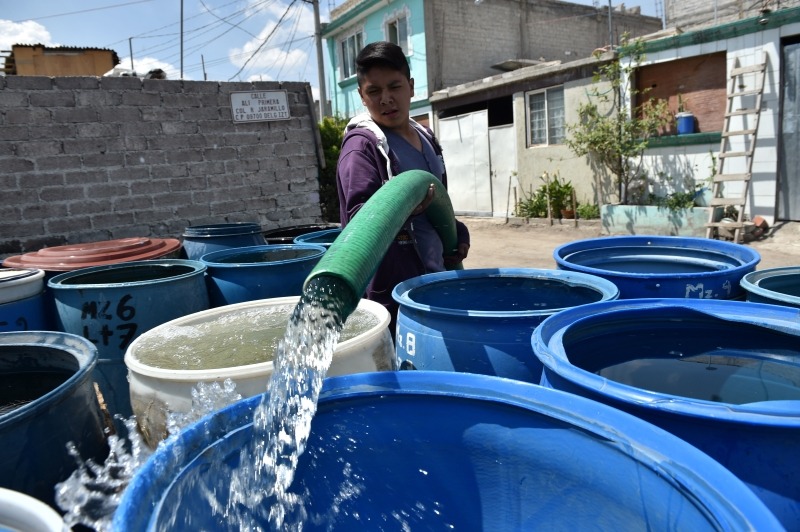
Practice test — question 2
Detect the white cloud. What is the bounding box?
[227,1,314,81]
[0,19,56,50]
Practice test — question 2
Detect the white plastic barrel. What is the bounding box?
[124,296,395,446]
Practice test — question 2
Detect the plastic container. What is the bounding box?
[124,296,395,446]
[48,260,210,419]
[262,223,339,245]
[0,331,108,510]
[200,244,327,307]
[0,488,65,532]
[2,237,182,273]
[114,371,782,530]
[741,266,800,309]
[532,298,800,528]
[181,223,266,261]
[392,268,619,382]
[554,235,760,299]
[292,228,342,248]
[0,268,48,332]
[676,111,695,134]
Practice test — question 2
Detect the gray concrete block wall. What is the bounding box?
[665,0,800,30]
[0,76,323,256]
[427,0,663,90]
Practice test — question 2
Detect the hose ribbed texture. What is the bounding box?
[305,169,460,318]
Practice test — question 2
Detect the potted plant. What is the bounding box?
[676,93,695,135]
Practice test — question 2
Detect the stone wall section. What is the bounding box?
[0,75,323,255]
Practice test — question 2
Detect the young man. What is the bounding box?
[336,41,471,335]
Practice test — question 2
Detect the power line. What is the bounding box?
[228,0,300,81]
[12,0,156,23]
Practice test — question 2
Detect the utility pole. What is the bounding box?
[607,0,614,48]
[129,37,134,70]
[312,0,328,119]
[180,0,184,79]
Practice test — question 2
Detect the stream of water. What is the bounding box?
[56,277,351,530]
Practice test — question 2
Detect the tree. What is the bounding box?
[566,37,672,205]
[318,116,349,222]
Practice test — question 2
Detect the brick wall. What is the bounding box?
[0,76,324,256]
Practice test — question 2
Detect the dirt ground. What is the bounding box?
[460,216,800,272]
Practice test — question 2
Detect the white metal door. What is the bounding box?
[438,111,492,215]
[489,124,517,217]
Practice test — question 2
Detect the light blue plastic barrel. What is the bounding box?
[741,266,800,309]
[200,244,327,307]
[0,331,108,510]
[292,228,342,249]
[48,260,210,418]
[0,269,48,332]
[392,268,619,382]
[532,298,800,529]
[113,371,781,530]
[554,235,760,299]
[181,222,266,260]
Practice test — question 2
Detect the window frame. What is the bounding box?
[525,85,565,147]
[338,30,364,80]
[383,7,412,55]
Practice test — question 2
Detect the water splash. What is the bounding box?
[55,379,244,531]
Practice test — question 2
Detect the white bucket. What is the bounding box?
[124,296,395,446]
[0,487,65,532]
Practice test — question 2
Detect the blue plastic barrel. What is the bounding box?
[181,222,266,260]
[262,223,339,245]
[554,235,760,299]
[532,298,800,528]
[0,331,108,510]
[676,112,695,134]
[114,371,781,530]
[741,266,800,308]
[200,244,327,307]
[48,260,210,419]
[0,268,48,332]
[292,228,342,248]
[392,268,619,382]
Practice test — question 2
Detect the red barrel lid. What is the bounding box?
[2,237,182,271]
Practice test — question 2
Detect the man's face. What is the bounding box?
[357,65,415,132]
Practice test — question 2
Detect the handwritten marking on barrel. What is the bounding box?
[79,294,139,350]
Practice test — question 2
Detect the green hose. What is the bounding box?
[304,169,461,319]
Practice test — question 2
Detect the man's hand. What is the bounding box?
[444,242,470,267]
[411,183,435,216]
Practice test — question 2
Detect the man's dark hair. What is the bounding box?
[356,41,410,85]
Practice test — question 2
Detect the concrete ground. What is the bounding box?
[461,216,800,272]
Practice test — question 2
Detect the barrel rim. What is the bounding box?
[392,267,620,318]
[46,259,207,289]
[182,222,263,238]
[0,331,98,426]
[199,244,327,267]
[532,298,800,423]
[741,266,800,306]
[123,296,391,380]
[553,235,761,280]
[114,371,782,531]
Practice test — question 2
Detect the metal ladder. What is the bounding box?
[704,52,768,243]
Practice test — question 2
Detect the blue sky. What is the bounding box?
[1,0,660,100]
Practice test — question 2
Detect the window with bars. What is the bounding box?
[340,31,364,79]
[526,86,565,146]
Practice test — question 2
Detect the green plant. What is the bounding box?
[576,203,600,219]
[565,36,673,205]
[646,191,696,211]
[514,171,575,218]
[317,115,349,222]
